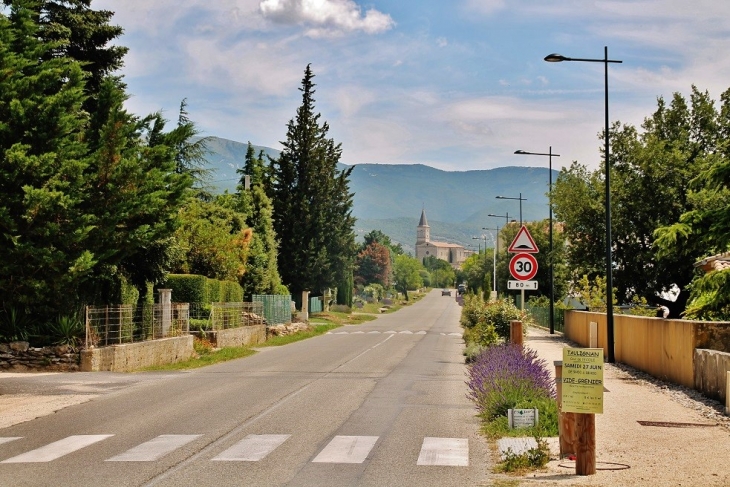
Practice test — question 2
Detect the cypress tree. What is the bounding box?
[271,65,356,297]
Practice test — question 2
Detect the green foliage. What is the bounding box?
[392,254,424,301]
[355,241,392,287]
[0,307,33,342]
[46,314,84,347]
[362,284,385,301]
[164,274,209,303]
[572,275,617,312]
[497,436,551,473]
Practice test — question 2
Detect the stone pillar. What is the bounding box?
[300,290,310,322]
[158,289,172,338]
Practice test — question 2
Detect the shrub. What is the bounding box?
[466,344,555,421]
[481,300,527,339]
[498,436,551,472]
[48,315,84,347]
[0,306,33,342]
[330,304,351,313]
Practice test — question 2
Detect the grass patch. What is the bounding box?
[259,324,340,347]
[139,344,257,371]
[309,311,375,326]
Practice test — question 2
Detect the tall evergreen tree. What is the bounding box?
[271,65,357,297]
[0,1,91,315]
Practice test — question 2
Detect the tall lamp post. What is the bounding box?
[496,194,526,225]
[514,148,560,334]
[544,47,622,363]
[483,226,499,296]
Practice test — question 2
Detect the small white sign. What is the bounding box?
[508,280,538,290]
[508,408,539,429]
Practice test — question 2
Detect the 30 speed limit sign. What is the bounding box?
[509,253,538,281]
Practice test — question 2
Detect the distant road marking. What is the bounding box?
[311,435,379,464]
[1,435,113,463]
[0,437,22,446]
[212,434,291,461]
[417,437,469,466]
[106,435,201,462]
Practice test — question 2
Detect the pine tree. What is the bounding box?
[0,1,91,315]
[271,65,357,298]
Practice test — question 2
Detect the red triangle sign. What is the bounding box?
[508,225,539,253]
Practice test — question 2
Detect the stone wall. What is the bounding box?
[80,336,193,372]
[197,325,266,348]
[0,342,79,371]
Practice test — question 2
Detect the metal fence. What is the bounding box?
[524,304,565,333]
[309,296,323,314]
[252,294,292,325]
[208,302,265,330]
[85,303,190,348]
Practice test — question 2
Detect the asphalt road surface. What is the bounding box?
[0,290,491,486]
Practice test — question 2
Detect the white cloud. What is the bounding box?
[259,0,395,37]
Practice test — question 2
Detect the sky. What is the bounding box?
[93,0,730,172]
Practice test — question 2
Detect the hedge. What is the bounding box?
[161,274,244,304]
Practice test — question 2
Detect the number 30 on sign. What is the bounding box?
[509,253,538,281]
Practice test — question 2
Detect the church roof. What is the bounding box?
[418,209,429,227]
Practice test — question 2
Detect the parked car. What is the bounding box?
[441,289,451,296]
[457,284,466,295]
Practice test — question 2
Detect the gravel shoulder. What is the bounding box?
[497,327,730,487]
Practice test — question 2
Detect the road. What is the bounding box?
[0,290,491,486]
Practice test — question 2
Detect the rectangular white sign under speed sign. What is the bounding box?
[508,280,538,290]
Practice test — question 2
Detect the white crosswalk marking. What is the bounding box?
[0,437,22,446]
[311,435,379,464]
[1,435,113,463]
[417,437,469,466]
[106,434,201,462]
[212,434,290,462]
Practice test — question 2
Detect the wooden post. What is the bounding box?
[575,413,596,475]
[554,361,576,458]
[510,320,523,345]
[589,321,598,348]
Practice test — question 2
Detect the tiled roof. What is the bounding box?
[694,252,730,273]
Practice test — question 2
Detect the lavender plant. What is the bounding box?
[466,344,555,420]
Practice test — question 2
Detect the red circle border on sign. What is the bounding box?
[509,253,538,281]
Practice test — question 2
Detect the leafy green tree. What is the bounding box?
[171,198,249,281]
[553,86,721,316]
[270,65,357,297]
[392,254,424,301]
[362,229,404,255]
[355,241,391,286]
[422,255,456,288]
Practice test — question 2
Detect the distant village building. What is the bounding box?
[415,209,468,268]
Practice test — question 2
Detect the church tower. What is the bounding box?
[416,208,430,245]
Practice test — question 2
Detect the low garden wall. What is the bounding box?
[694,349,730,403]
[80,335,193,372]
[564,311,730,399]
[0,342,79,371]
[196,325,266,348]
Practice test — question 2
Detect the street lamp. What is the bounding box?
[483,226,499,295]
[496,194,526,225]
[514,148,561,334]
[487,212,511,225]
[544,47,622,363]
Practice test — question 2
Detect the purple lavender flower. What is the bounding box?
[466,344,555,419]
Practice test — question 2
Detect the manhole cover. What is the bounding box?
[637,420,718,428]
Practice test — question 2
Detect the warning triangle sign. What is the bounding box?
[508,225,539,253]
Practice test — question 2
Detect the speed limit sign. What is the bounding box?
[509,253,538,281]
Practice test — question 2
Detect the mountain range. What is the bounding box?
[201,136,557,255]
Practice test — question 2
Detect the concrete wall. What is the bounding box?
[694,349,730,403]
[80,336,193,372]
[198,325,266,348]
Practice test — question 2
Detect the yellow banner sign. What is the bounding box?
[562,347,604,414]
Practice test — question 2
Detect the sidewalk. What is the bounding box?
[505,326,730,487]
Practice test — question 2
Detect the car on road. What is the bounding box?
[441,289,451,296]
